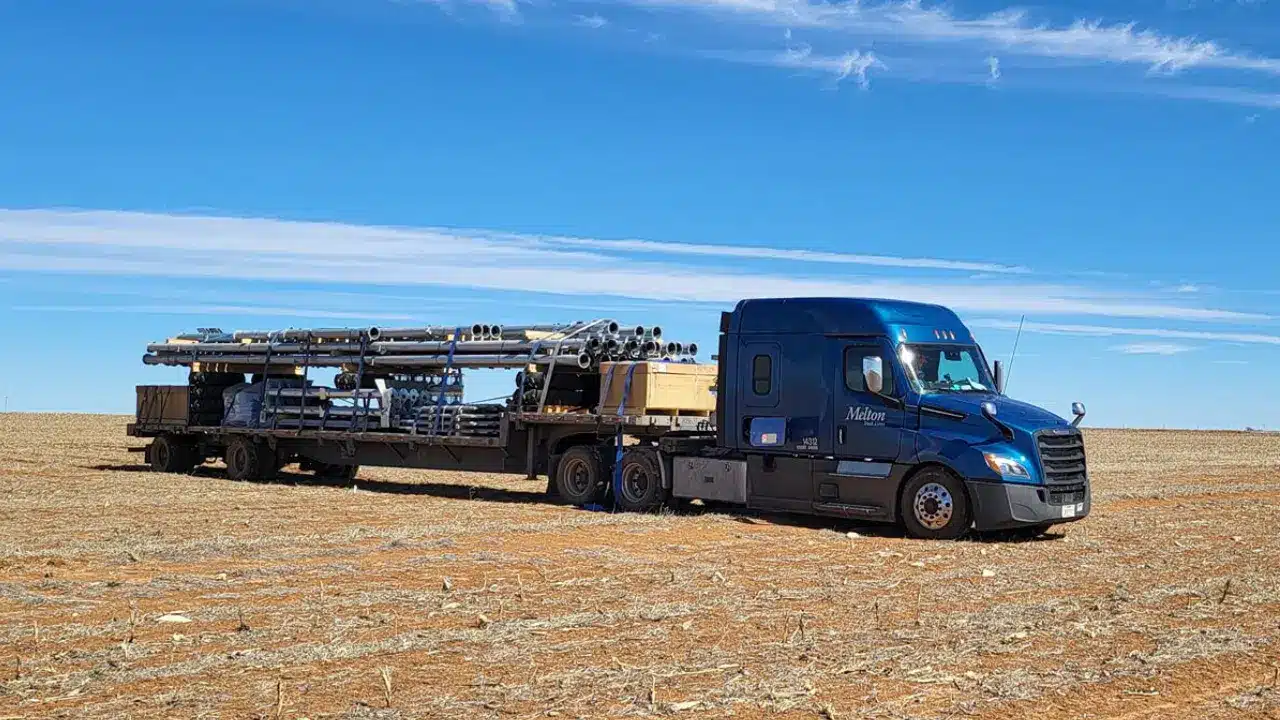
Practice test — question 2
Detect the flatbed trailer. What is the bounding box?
[131,398,716,495]
[131,298,1093,539]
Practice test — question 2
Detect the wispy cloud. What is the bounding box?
[1112,342,1196,355]
[972,318,1280,345]
[616,0,1280,75]
[0,209,1268,324]
[574,13,609,29]
[11,304,416,321]
[500,0,1280,107]
[530,234,1027,273]
[428,0,522,20]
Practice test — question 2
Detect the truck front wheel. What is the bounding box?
[616,447,666,511]
[555,446,608,506]
[901,467,972,540]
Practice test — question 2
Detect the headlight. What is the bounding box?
[984,452,1030,479]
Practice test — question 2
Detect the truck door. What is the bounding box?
[811,340,906,519]
[832,340,904,461]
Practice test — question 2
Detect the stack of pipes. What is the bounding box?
[143,320,699,372]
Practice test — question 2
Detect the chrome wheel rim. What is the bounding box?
[913,482,954,530]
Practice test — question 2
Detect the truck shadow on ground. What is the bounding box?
[88,463,1067,542]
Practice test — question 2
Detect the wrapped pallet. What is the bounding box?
[598,362,717,415]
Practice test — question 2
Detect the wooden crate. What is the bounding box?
[135,385,190,427]
[598,362,717,415]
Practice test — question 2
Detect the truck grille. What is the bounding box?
[1036,429,1087,486]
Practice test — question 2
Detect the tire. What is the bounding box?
[616,447,666,511]
[225,437,278,481]
[900,467,972,540]
[554,445,608,506]
[150,434,196,474]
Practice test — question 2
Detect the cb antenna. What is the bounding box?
[1005,315,1026,392]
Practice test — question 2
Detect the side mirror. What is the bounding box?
[993,360,1005,395]
[981,400,1014,441]
[862,356,884,395]
[1071,401,1086,427]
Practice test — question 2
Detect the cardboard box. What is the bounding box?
[598,362,717,415]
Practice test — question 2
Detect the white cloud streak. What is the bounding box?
[11,304,416,321]
[618,0,1280,75]
[1112,342,1196,355]
[574,13,609,29]
[0,209,1268,324]
[971,318,1280,345]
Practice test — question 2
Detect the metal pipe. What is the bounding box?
[687,342,699,356]
[371,340,588,355]
[370,352,592,370]
[232,328,378,342]
[650,326,663,340]
[375,326,466,341]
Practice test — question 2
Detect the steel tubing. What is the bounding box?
[370,340,590,355]
[370,353,593,370]
[233,327,379,342]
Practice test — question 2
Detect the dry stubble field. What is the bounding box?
[2,414,1280,719]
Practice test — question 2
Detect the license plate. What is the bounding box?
[1061,505,1076,518]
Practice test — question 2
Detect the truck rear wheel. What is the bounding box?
[617,447,666,511]
[150,434,196,474]
[225,437,279,481]
[901,467,972,540]
[555,446,608,506]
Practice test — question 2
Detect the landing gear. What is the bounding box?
[314,463,359,481]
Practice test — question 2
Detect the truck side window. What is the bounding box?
[752,355,772,395]
[844,347,894,395]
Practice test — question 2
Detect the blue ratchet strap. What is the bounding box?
[432,327,463,437]
[598,362,618,415]
[611,362,639,507]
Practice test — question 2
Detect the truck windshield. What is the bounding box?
[900,344,993,394]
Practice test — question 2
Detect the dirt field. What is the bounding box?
[2,415,1280,719]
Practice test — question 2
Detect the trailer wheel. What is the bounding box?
[555,446,607,506]
[225,437,278,481]
[617,447,666,511]
[225,438,254,481]
[900,467,972,540]
[150,435,196,474]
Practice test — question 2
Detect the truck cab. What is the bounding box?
[713,297,1089,538]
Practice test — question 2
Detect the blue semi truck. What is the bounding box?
[131,297,1088,539]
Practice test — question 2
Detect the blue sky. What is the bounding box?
[0,0,1278,428]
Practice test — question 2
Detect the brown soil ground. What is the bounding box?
[2,415,1280,719]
